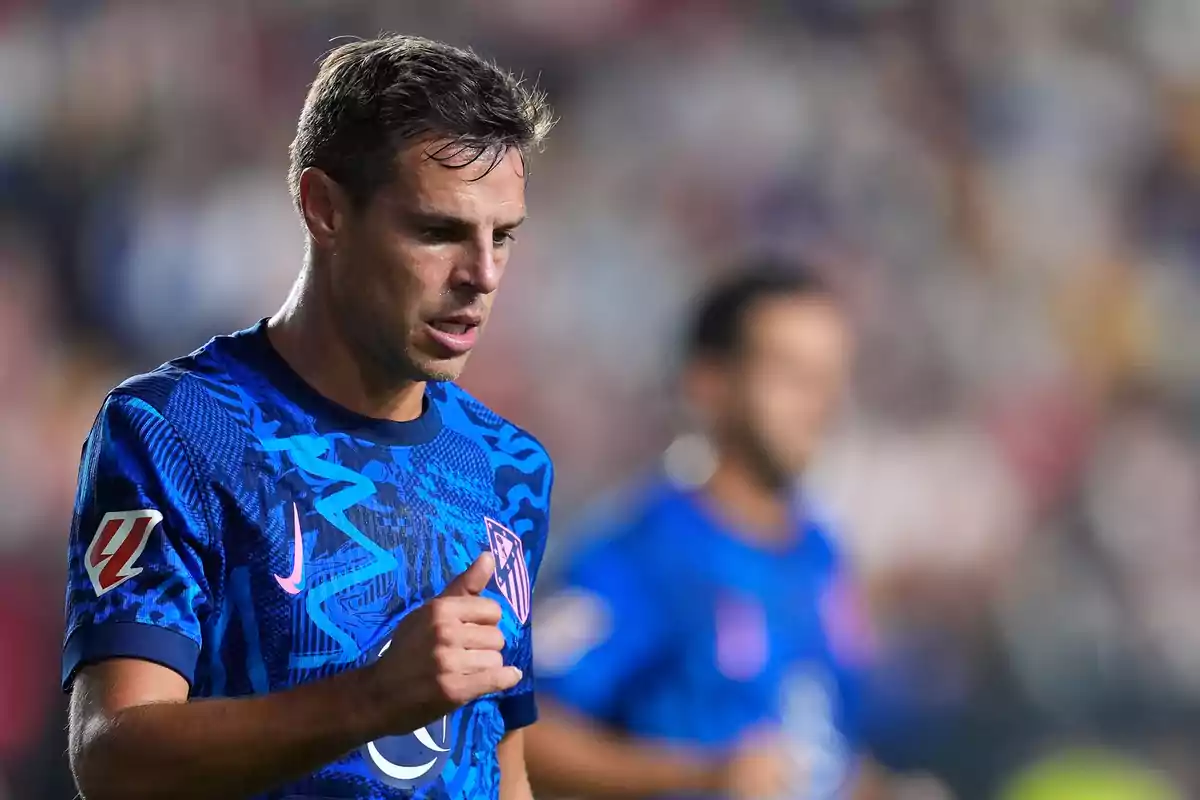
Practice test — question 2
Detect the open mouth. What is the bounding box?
[429,321,473,336]
[424,317,481,357]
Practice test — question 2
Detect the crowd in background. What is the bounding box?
[2,0,1199,797]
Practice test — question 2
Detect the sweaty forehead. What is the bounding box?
[389,140,527,223]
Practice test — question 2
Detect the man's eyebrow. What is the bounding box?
[408,211,471,229]
[406,212,527,230]
[496,215,527,231]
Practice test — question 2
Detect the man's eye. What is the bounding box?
[493,231,516,247]
[421,227,456,243]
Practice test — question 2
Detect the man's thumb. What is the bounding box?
[443,552,494,597]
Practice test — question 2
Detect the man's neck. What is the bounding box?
[267,279,426,423]
[701,457,795,545]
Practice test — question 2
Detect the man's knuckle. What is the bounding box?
[433,645,457,672]
[429,599,453,622]
[433,620,457,646]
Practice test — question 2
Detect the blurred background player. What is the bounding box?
[525,260,876,800]
[60,36,555,800]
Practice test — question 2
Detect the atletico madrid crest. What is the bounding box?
[484,517,530,624]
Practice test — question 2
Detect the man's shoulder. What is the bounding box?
[431,382,552,470]
[102,330,257,453]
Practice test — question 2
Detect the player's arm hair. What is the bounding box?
[498,729,534,800]
[525,699,723,799]
[68,658,392,800]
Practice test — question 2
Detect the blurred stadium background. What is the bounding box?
[2,0,1200,797]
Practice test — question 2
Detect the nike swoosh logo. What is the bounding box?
[275,503,304,595]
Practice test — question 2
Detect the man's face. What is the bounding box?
[329,140,527,383]
[700,296,851,488]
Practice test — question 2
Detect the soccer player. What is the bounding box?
[525,263,871,800]
[62,36,555,800]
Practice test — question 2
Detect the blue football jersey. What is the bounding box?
[62,320,554,799]
[533,478,870,800]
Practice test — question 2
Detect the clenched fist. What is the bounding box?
[361,552,520,735]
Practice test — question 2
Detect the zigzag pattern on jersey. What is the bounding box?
[277,437,388,667]
[235,385,394,667]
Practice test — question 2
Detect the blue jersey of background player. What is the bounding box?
[63,36,556,800]
[526,262,875,800]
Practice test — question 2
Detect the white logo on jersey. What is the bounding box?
[84,510,164,596]
[362,639,454,786]
[366,715,450,781]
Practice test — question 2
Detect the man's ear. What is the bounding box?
[298,167,348,249]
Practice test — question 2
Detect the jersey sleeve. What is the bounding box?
[532,534,670,722]
[62,393,217,691]
[495,454,554,732]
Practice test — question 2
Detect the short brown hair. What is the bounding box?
[686,257,836,362]
[288,35,555,209]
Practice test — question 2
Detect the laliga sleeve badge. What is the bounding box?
[84,510,164,596]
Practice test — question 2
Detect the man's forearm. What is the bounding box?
[498,730,534,800]
[525,703,721,799]
[72,666,390,800]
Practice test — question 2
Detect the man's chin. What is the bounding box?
[413,352,471,383]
